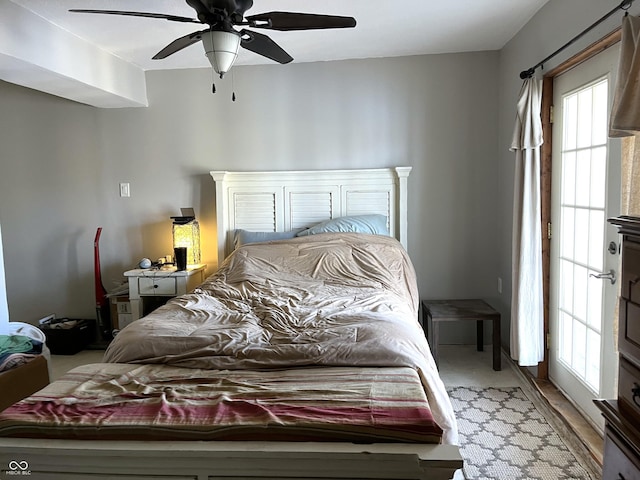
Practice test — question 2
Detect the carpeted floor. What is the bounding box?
[448,386,593,480]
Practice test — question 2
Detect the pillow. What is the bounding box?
[233,229,300,249]
[297,214,389,237]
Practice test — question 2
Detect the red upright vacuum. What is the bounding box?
[94,228,112,340]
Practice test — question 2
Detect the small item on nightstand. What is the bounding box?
[139,258,152,269]
[174,247,187,271]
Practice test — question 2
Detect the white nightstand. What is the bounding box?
[123,264,207,325]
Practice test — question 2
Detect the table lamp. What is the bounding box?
[171,208,201,266]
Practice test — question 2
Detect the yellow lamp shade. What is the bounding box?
[172,220,201,266]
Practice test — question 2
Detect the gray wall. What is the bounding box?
[0,51,500,344]
[496,0,640,348]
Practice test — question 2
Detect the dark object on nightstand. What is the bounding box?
[596,216,640,479]
[422,299,501,371]
[39,318,96,355]
[174,246,187,271]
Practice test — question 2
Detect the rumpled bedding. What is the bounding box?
[104,232,459,444]
[0,363,443,443]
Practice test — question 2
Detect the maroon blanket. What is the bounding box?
[0,363,443,443]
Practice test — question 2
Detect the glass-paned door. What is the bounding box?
[550,45,620,430]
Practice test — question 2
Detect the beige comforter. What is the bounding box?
[104,232,458,444]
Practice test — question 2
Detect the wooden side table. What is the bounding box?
[422,299,501,371]
[124,264,207,326]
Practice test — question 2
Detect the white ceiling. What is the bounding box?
[2,0,551,107]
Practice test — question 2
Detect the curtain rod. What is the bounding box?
[519,0,635,79]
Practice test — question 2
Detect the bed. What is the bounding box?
[0,167,462,480]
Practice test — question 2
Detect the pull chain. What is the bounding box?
[231,69,237,102]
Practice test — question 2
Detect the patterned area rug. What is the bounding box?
[448,386,593,480]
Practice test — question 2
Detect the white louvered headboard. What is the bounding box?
[209,167,412,268]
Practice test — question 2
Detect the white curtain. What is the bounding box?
[610,14,640,218]
[610,15,640,138]
[510,78,545,367]
[609,15,640,346]
[620,138,640,215]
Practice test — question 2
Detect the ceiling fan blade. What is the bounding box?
[153,30,209,59]
[69,9,201,24]
[240,30,293,64]
[246,12,356,31]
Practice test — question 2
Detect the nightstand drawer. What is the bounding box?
[138,277,177,296]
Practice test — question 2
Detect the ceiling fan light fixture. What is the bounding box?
[202,30,241,78]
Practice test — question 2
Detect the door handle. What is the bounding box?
[590,269,616,285]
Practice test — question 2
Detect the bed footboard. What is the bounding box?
[0,439,462,480]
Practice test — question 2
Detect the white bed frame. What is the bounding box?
[0,167,463,480]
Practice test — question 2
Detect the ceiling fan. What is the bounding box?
[70,0,357,80]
